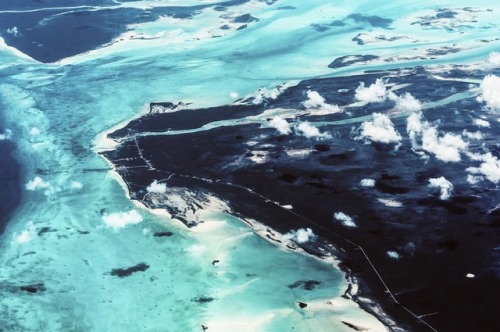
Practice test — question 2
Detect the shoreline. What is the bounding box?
[95,123,398,331]
[91,63,500,331]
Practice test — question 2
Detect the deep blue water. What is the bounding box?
[0,127,19,235]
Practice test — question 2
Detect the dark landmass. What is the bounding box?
[2,282,46,294]
[287,280,321,290]
[329,55,380,69]
[411,7,487,32]
[192,296,216,304]
[19,283,46,294]
[0,135,20,235]
[109,262,150,278]
[297,301,308,309]
[233,14,259,24]
[352,33,408,46]
[0,0,261,63]
[342,320,367,331]
[153,231,174,237]
[37,227,57,237]
[102,66,500,331]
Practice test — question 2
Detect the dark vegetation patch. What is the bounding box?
[109,263,150,278]
[287,280,321,290]
[153,231,174,237]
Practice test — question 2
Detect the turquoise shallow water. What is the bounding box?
[0,0,499,330]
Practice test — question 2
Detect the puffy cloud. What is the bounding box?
[360,178,375,187]
[284,228,316,243]
[423,130,468,162]
[26,176,51,191]
[355,78,387,103]
[334,212,357,227]
[268,116,292,135]
[473,118,490,128]
[407,112,468,162]
[147,180,167,194]
[462,130,483,140]
[406,111,424,146]
[14,222,36,244]
[252,87,283,104]
[102,210,143,230]
[390,92,422,112]
[488,51,500,66]
[477,74,500,111]
[0,129,12,140]
[302,90,341,114]
[295,121,332,140]
[358,113,402,144]
[229,91,239,99]
[466,174,483,185]
[466,152,500,184]
[378,198,403,207]
[428,177,453,200]
[386,251,400,260]
[7,27,18,36]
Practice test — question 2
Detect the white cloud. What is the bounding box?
[423,131,468,162]
[103,210,143,229]
[355,78,388,103]
[14,222,36,244]
[462,130,483,140]
[477,74,500,111]
[334,212,357,227]
[466,174,483,185]
[387,251,400,260]
[360,178,375,187]
[248,150,269,164]
[378,198,403,207]
[466,152,500,184]
[285,148,313,158]
[146,180,167,194]
[268,116,292,135]
[358,113,402,144]
[473,118,490,128]
[229,91,239,99]
[407,111,468,162]
[406,111,424,146]
[428,177,453,200]
[283,228,316,243]
[7,27,19,36]
[0,129,12,140]
[26,176,51,191]
[302,90,341,114]
[252,87,283,104]
[390,92,422,112]
[488,51,500,66]
[295,121,332,140]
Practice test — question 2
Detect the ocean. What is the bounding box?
[0,0,499,331]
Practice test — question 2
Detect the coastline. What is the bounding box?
[90,47,499,332]
[95,120,400,332]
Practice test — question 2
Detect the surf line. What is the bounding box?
[139,170,438,332]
